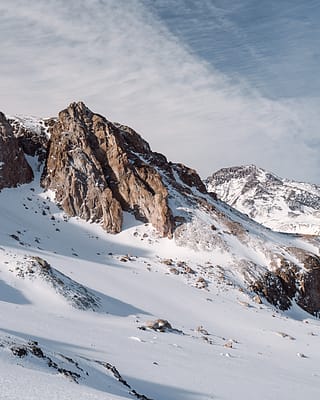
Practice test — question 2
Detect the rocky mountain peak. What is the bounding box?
[41,102,177,237]
[207,164,282,187]
[39,102,213,238]
[60,101,94,124]
[0,112,33,190]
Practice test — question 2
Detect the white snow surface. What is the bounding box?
[0,169,320,399]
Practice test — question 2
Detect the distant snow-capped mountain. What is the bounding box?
[205,165,320,235]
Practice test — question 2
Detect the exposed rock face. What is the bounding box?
[41,102,177,236]
[0,112,33,190]
[297,255,320,315]
[251,252,320,316]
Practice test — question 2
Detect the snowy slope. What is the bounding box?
[206,165,320,235]
[1,160,320,399]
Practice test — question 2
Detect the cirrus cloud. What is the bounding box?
[0,0,319,183]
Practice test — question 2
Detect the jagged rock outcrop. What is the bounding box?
[40,102,211,236]
[249,250,320,316]
[41,102,177,236]
[0,112,33,190]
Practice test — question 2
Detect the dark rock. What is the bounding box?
[252,253,320,316]
[296,255,320,316]
[11,346,28,358]
[29,342,45,358]
[251,271,292,311]
[9,234,20,241]
[0,112,33,190]
[173,163,207,194]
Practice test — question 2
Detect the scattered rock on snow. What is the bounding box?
[161,258,174,266]
[196,326,210,336]
[144,319,172,332]
[139,319,183,334]
[201,336,214,345]
[195,277,208,289]
[253,295,262,304]
[169,267,180,275]
[223,340,233,349]
[276,332,296,340]
[184,266,196,274]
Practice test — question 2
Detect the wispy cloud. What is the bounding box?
[1,0,319,183]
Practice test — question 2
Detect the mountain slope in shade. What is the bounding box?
[206,165,320,235]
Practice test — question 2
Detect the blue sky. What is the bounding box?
[146,0,320,99]
[1,0,319,182]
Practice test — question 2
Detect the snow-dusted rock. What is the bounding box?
[14,256,101,311]
[8,115,54,162]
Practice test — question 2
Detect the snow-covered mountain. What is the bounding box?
[1,105,320,399]
[206,165,320,235]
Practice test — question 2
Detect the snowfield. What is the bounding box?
[1,169,320,399]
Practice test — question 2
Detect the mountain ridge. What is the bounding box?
[1,102,320,317]
[1,102,320,399]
